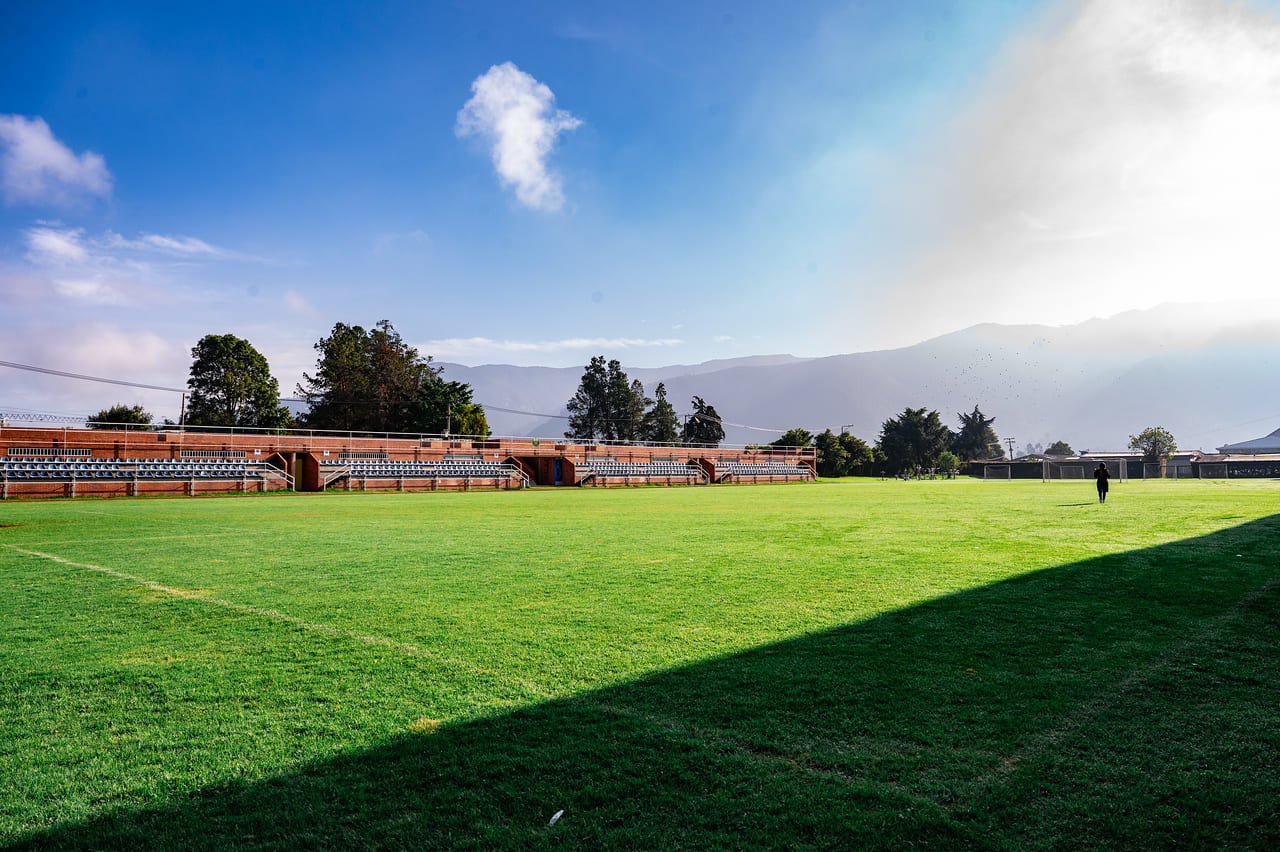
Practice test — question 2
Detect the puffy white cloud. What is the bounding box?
[0,115,112,205]
[456,62,582,211]
[870,0,1280,342]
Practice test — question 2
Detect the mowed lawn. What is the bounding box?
[1,478,1277,849]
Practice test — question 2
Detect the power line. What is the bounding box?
[0,359,185,393]
[2,358,795,434]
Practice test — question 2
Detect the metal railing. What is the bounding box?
[0,420,816,454]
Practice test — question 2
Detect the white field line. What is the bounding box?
[959,573,1280,808]
[2,544,552,700]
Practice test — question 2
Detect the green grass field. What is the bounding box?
[2,478,1278,849]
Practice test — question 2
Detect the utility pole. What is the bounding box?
[1005,437,1016,460]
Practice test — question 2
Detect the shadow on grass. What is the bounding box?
[13,518,1280,850]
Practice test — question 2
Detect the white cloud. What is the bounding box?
[24,225,89,264]
[50,277,126,305]
[0,115,112,205]
[869,0,1280,343]
[0,323,188,423]
[422,336,682,357]
[102,231,227,258]
[24,225,248,269]
[456,62,582,211]
[17,224,252,306]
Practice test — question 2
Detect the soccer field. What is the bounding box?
[2,479,1278,848]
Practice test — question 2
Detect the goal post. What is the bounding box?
[1042,461,1086,481]
[984,464,1011,480]
[1043,458,1127,482]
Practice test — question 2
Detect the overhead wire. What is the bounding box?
[0,358,790,433]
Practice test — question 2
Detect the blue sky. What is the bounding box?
[4,0,1280,421]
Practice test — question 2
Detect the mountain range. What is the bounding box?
[439,303,1280,454]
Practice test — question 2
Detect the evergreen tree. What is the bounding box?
[951,405,1002,460]
[88,403,152,430]
[877,407,952,473]
[187,334,290,429]
[813,429,847,476]
[771,428,814,448]
[298,320,481,434]
[837,431,874,474]
[565,356,610,440]
[683,396,725,446]
[639,382,680,443]
[1045,440,1074,456]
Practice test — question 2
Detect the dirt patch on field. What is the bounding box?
[0,523,24,528]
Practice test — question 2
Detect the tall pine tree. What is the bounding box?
[951,405,1003,460]
[639,382,680,443]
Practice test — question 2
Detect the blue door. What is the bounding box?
[553,458,563,485]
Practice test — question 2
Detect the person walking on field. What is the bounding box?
[1094,462,1110,503]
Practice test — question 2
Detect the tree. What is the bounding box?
[298,320,481,434]
[813,430,846,476]
[683,396,725,446]
[565,358,651,441]
[951,405,1002,460]
[604,369,647,441]
[838,431,874,474]
[877,407,952,474]
[1022,442,1044,457]
[425,380,489,437]
[565,356,610,440]
[771,428,814,448]
[938,450,961,472]
[1129,426,1177,462]
[639,382,680,444]
[1045,440,1074,456]
[88,403,152,430]
[187,334,290,429]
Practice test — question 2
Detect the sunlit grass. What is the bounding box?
[2,478,1277,847]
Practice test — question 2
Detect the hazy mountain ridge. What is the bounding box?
[440,305,1280,452]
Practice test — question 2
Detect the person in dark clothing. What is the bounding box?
[1094,462,1110,503]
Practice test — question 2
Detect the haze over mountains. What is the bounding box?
[440,303,1280,453]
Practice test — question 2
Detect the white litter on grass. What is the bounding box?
[549,809,565,826]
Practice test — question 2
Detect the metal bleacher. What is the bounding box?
[319,458,527,488]
[577,460,706,483]
[0,456,280,481]
[718,461,813,482]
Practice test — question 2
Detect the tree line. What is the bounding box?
[772,406,1179,476]
[89,320,488,436]
[87,339,1180,466]
[562,356,725,445]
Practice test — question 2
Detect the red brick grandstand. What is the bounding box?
[0,426,816,499]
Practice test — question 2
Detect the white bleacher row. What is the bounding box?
[579,461,703,479]
[321,459,519,479]
[720,462,812,479]
[0,456,276,480]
